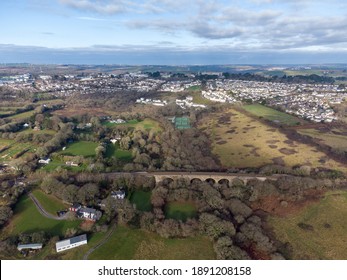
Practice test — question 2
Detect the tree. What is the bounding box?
[214,236,250,260]
[62,184,79,203]
[77,183,99,205]
[0,206,13,227]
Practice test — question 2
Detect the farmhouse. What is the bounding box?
[78,207,101,221]
[56,234,87,253]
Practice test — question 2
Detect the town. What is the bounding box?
[1,70,346,123]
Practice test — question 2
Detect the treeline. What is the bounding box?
[221,72,335,84]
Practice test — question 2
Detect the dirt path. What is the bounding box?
[29,193,67,221]
[83,222,117,260]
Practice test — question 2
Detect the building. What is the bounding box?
[78,207,101,221]
[56,234,87,253]
[111,190,126,199]
[69,203,81,212]
[17,243,43,251]
[38,158,51,164]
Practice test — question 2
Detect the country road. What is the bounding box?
[83,222,117,260]
[29,193,67,221]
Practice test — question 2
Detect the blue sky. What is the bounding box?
[1,0,347,64]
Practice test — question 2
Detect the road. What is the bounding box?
[29,192,67,221]
[83,222,117,260]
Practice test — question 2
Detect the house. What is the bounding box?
[110,139,118,144]
[23,123,29,128]
[78,207,101,221]
[111,190,126,200]
[17,243,43,251]
[56,234,87,253]
[69,203,81,212]
[38,158,51,164]
[66,161,79,167]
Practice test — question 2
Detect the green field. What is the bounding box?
[191,92,214,105]
[103,118,161,132]
[103,119,139,128]
[19,128,56,135]
[2,195,81,238]
[105,143,133,162]
[41,158,86,172]
[243,104,302,126]
[60,141,98,157]
[298,128,347,153]
[164,201,197,222]
[9,110,36,120]
[89,226,215,260]
[129,191,152,212]
[32,190,68,215]
[199,108,347,172]
[268,190,347,259]
[0,139,37,162]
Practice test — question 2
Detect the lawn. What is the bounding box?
[298,128,347,153]
[2,195,81,238]
[60,141,98,157]
[103,118,162,132]
[268,190,347,259]
[32,190,68,215]
[199,108,347,172]
[105,143,133,162]
[243,104,302,126]
[41,157,86,172]
[164,201,197,222]
[129,191,152,212]
[89,225,215,260]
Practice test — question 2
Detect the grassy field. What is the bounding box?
[41,159,86,172]
[32,190,68,215]
[298,128,347,153]
[165,202,197,222]
[103,119,139,128]
[199,108,347,171]
[187,85,202,91]
[0,139,37,162]
[129,191,152,212]
[89,226,215,260]
[103,118,162,132]
[105,143,133,162]
[19,128,56,135]
[2,195,81,238]
[60,141,98,157]
[268,190,347,259]
[8,110,36,120]
[243,104,302,126]
[192,92,214,105]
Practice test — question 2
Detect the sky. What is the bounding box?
[1,0,347,65]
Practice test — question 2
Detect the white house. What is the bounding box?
[111,190,126,200]
[38,158,51,164]
[78,207,101,221]
[56,234,87,253]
